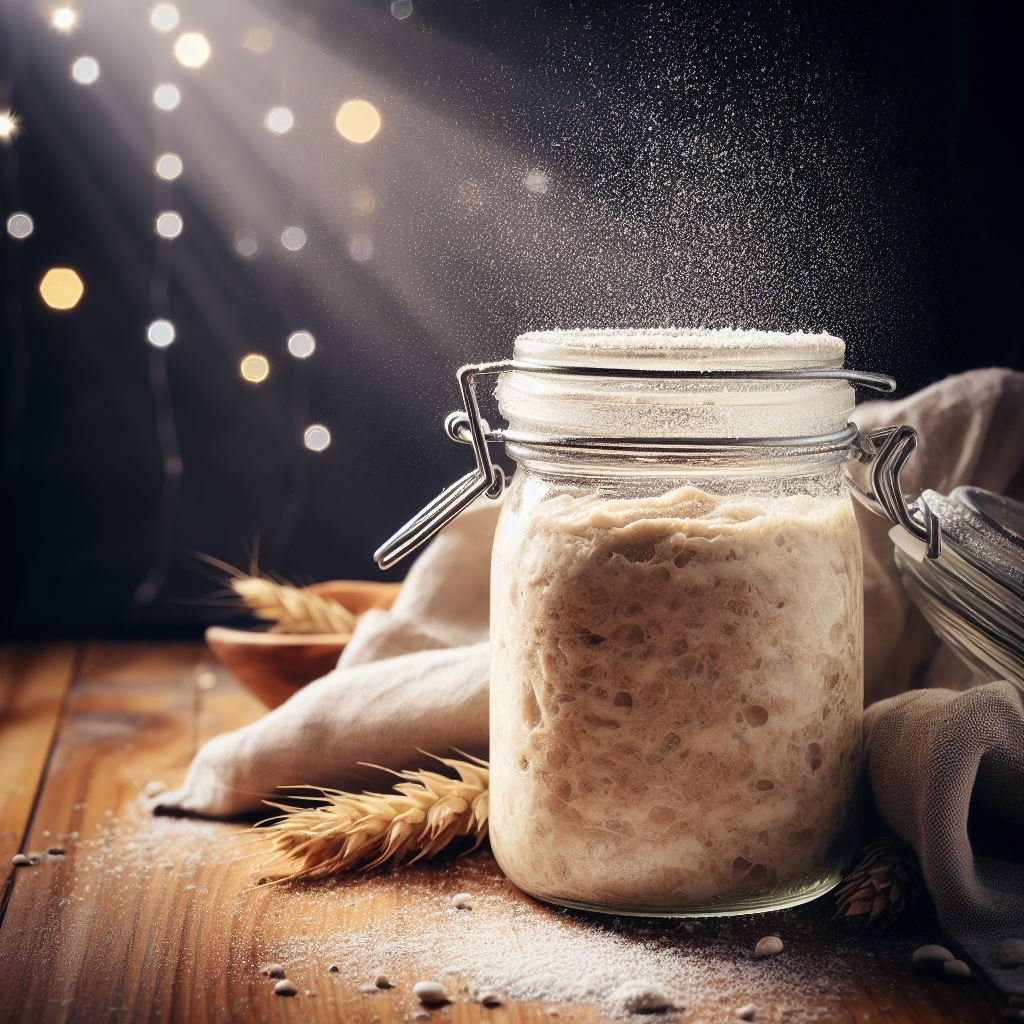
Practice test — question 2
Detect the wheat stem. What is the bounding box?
[257,754,489,880]
[231,576,357,636]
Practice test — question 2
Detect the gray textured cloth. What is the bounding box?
[157,368,1024,988]
[864,684,1024,994]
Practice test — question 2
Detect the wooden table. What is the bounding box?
[0,642,1005,1023]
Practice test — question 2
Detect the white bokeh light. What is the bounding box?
[234,232,259,258]
[0,110,21,142]
[149,3,179,33]
[51,7,79,32]
[71,56,100,85]
[264,106,295,135]
[7,213,33,239]
[147,319,176,347]
[349,234,374,262]
[154,152,182,180]
[391,0,414,19]
[303,425,331,452]
[174,31,211,69]
[155,211,183,239]
[287,331,316,359]
[153,83,181,111]
[280,226,307,251]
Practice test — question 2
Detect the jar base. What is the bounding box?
[511,874,843,919]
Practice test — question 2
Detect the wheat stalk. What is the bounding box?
[231,576,357,636]
[257,753,489,880]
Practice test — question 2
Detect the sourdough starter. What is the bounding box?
[489,483,863,911]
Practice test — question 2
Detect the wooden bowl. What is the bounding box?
[205,579,401,708]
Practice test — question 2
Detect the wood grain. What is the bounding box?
[0,645,77,869]
[0,641,1005,1024]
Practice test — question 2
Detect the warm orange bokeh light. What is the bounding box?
[40,267,84,310]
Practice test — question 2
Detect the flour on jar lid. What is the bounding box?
[513,327,845,371]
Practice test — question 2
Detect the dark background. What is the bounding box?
[1,0,1021,637]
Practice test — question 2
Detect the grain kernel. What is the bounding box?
[754,936,784,958]
[912,944,953,966]
[943,960,971,979]
[609,981,675,1013]
[413,980,449,1005]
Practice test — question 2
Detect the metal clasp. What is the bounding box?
[374,362,510,569]
[846,425,942,559]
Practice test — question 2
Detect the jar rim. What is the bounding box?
[514,327,845,371]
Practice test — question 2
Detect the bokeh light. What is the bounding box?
[280,226,307,251]
[524,169,550,194]
[155,211,183,239]
[40,268,84,310]
[334,99,381,144]
[287,330,315,359]
[0,110,20,141]
[349,234,374,262]
[71,56,100,85]
[234,232,259,258]
[6,212,34,239]
[154,152,183,180]
[174,32,211,69]
[391,0,414,20]
[351,186,377,216]
[51,7,79,33]
[240,354,270,383]
[264,106,294,135]
[153,83,181,111]
[146,319,176,347]
[303,425,331,452]
[242,25,273,54]
[149,3,179,33]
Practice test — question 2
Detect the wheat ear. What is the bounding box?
[258,753,489,880]
[231,576,357,636]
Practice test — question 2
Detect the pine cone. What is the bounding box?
[833,836,924,931]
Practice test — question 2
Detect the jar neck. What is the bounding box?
[504,437,856,481]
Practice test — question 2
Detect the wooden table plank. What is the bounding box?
[0,642,1005,1024]
[0,644,78,870]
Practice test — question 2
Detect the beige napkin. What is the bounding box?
[156,368,1024,986]
[155,498,496,817]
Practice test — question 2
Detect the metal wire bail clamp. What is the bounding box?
[374,362,508,569]
[846,424,942,559]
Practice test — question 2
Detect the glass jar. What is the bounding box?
[376,328,901,916]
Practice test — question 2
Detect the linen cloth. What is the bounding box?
[156,368,1024,987]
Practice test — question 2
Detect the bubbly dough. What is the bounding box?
[489,484,863,912]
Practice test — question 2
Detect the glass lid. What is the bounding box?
[892,486,1024,685]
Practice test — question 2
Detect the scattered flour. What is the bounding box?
[262,855,899,1022]
[44,806,934,1023]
